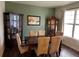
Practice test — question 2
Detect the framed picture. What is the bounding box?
[27,15,40,26]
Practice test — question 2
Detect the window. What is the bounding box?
[64,9,79,40]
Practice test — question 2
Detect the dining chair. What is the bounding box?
[29,31,38,36]
[55,31,63,52]
[16,33,28,55]
[29,31,38,49]
[38,30,45,36]
[55,32,63,36]
[35,37,50,56]
[49,36,62,57]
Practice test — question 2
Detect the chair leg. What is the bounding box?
[59,42,62,56]
[59,50,61,56]
[59,40,62,52]
[56,52,59,57]
[48,54,51,57]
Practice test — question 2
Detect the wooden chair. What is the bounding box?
[55,32,63,36]
[38,30,45,36]
[55,32,63,53]
[35,37,50,56]
[49,36,62,57]
[29,31,38,49]
[29,31,38,36]
[16,33,28,55]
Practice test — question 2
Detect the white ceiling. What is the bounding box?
[12,1,76,8]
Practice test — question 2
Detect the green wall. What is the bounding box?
[5,2,55,39]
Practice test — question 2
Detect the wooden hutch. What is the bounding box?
[3,12,23,48]
[46,16,58,36]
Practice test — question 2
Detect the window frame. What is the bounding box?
[64,9,79,40]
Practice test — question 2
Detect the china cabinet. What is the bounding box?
[4,12,23,48]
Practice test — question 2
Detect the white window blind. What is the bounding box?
[64,9,79,40]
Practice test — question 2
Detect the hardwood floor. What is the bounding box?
[2,46,20,57]
[2,45,79,57]
[60,45,79,57]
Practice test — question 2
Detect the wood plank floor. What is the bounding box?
[60,45,79,57]
[2,45,79,57]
